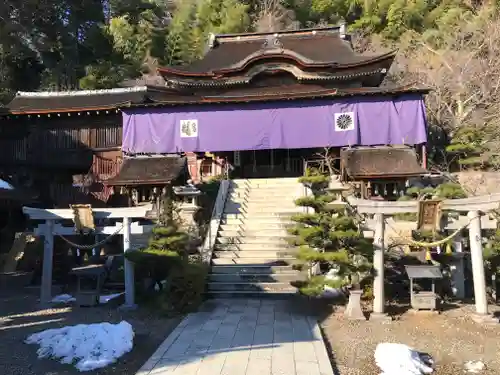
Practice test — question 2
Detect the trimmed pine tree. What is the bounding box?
[125,185,188,291]
[288,168,373,296]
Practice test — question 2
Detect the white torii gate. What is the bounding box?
[347,193,500,324]
[22,205,154,309]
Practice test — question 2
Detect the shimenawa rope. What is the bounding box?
[55,224,124,249]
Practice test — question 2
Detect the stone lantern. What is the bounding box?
[173,182,201,227]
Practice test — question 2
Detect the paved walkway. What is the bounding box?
[135,299,334,375]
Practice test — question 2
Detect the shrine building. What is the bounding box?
[115,25,429,199]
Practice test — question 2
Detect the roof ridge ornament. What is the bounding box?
[339,22,346,39]
[207,33,216,49]
[262,34,283,50]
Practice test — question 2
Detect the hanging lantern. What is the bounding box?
[383,185,387,196]
[374,184,379,195]
[393,185,397,195]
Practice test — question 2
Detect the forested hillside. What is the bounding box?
[1,0,499,169]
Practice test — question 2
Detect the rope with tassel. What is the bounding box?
[55,224,125,250]
[383,216,479,261]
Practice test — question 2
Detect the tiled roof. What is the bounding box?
[104,156,187,186]
[158,27,396,76]
[5,86,180,114]
[126,85,429,107]
[341,146,427,179]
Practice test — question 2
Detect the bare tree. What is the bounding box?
[253,0,298,32]
[394,9,500,135]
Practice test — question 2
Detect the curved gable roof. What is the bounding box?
[158,26,396,77]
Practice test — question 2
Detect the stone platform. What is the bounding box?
[135,299,334,375]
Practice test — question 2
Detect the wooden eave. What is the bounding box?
[157,50,397,78]
[123,85,430,108]
[7,105,123,116]
[167,67,388,88]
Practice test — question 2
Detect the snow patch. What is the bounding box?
[25,321,134,372]
[375,343,434,375]
[99,293,124,304]
[464,361,485,373]
[51,294,76,304]
[0,179,14,190]
[50,293,124,305]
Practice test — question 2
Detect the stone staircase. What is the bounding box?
[207,177,306,297]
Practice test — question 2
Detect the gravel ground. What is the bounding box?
[0,289,182,375]
[321,303,500,375]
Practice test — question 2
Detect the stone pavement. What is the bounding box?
[135,299,334,375]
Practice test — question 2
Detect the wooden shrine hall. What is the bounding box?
[0,25,431,203]
[119,25,430,196]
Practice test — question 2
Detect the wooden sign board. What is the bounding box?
[417,200,443,232]
[70,204,95,233]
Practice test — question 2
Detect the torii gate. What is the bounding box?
[346,193,500,324]
[22,205,154,308]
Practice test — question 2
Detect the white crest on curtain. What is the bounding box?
[180,119,199,138]
[334,112,355,132]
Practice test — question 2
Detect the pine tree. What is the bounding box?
[289,168,372,296]
[126,185,188,291]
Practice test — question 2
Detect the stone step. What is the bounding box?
[214,242,294,251]
[225,199,297,206]
[211,258,294,265]
[219,231,291,239]
[213,250,296,258]
[221,217,294,225]
[208,272,302,283]
[228,184,296,193]
[206,290,298,298]
[226,199,297,206]
[229,188,298,196]
[216,236,289,245]
[223,213,299,220]
[211,264,296,274]
[231,179,299,186]
[207,282,297,293]
[224,207,302,215]
[220,224,291,232]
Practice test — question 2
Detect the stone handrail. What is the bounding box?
[201,180,230,264]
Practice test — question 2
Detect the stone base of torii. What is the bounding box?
[22,205,154,309]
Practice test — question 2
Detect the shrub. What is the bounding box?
[158,260,208,314]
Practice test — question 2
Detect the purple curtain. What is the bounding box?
[122,94,428,154]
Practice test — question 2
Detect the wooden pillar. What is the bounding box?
[40,219,54,306]
[370,213,391,321]
[467,211,489,318]
[121,216,136,309]
[186,152,200,183]
[421,144,427,169]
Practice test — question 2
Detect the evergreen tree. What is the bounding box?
[289,169,373,296]
[126,185,188,291]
